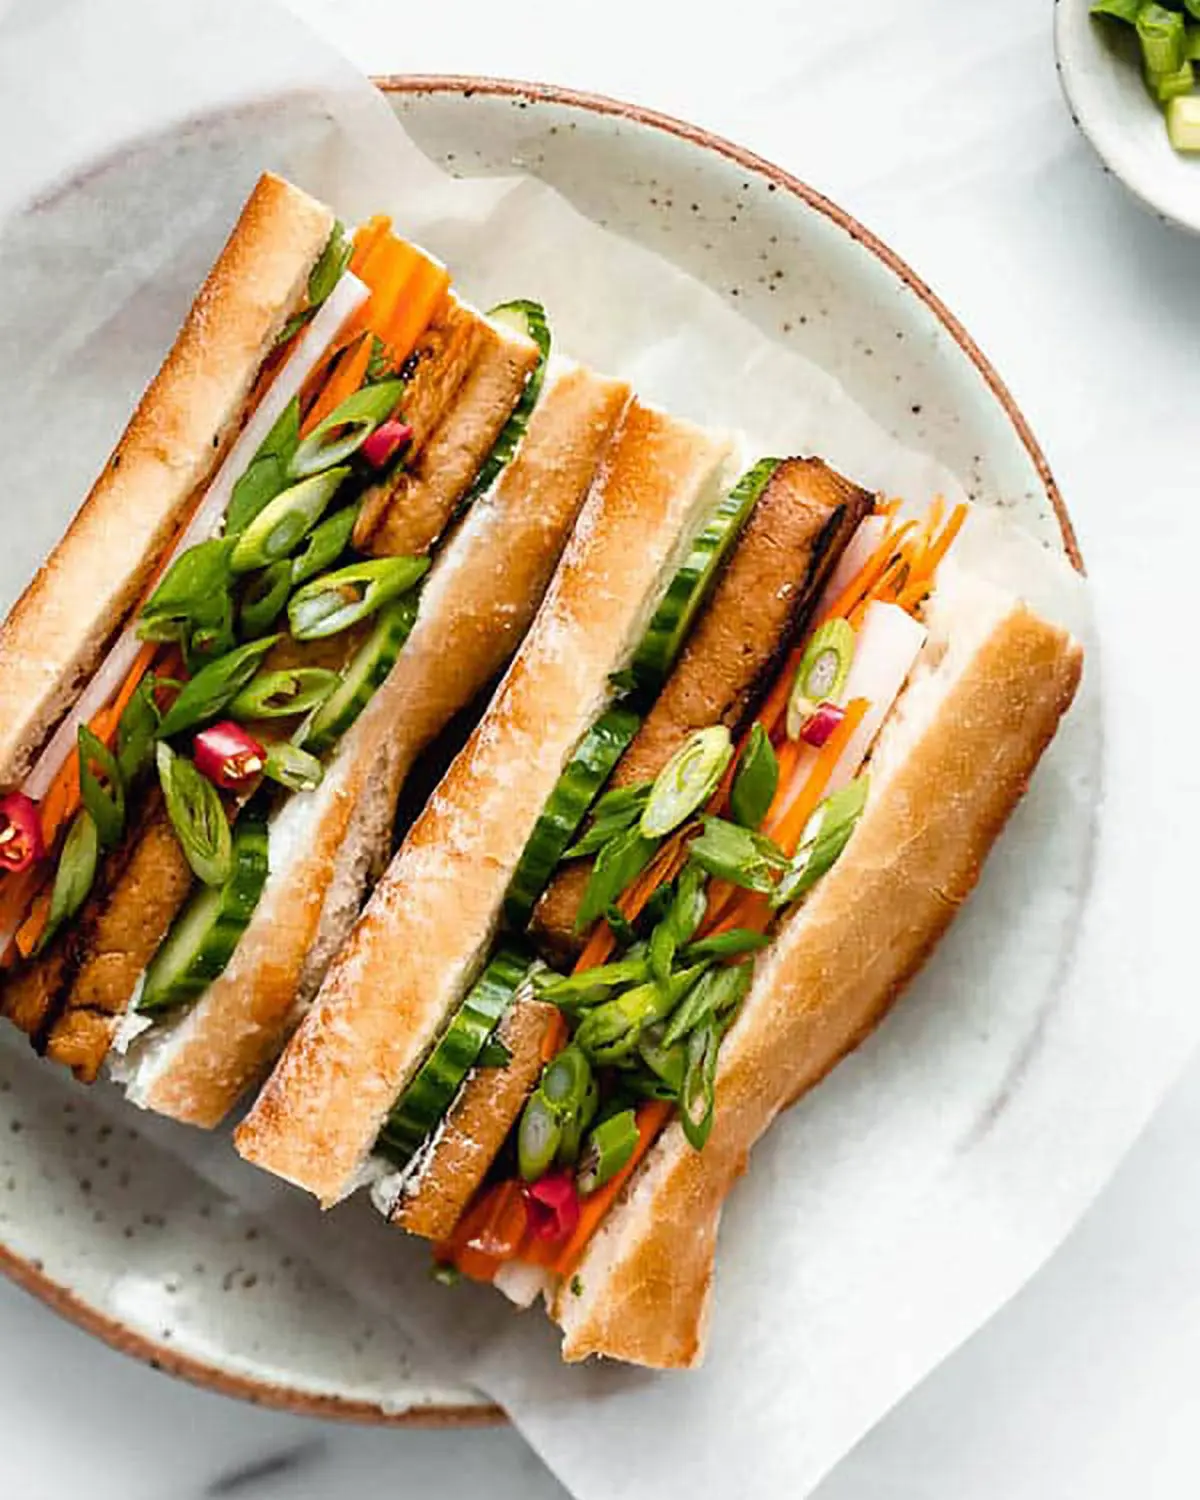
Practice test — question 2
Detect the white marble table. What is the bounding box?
[6,0,1199,1494]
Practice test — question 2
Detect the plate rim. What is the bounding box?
[1,70,1081,1428]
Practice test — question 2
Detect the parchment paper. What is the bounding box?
[0,2,1123,1497]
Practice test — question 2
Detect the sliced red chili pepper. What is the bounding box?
[524,1171,581,1244]
[193,721,266,793]
[0,793,45,874]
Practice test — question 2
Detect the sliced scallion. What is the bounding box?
[288,381,405,479]
[155,636,281,740]
[229,469,349,575]
[729,723,778,830]
[36,810,98,954]
[156,743,232,888]
[640,726,733,839]
[287,556,429,640]
[77,724,125,850]
[1137,3,1186,76]
[229,668,339,720]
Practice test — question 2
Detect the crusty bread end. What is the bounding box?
[0,173,333,788]
[553,569,1082,1368]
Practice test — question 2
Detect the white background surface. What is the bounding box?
[4,0,1199,1496]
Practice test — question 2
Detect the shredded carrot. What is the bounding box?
[772,698,868,856]
[382,257,451,367]
[573,835,692,975]
[548,1101,674,1276]
[366,243,422,336]
[704,710,869,942]
[540,1008,569,1063]
[301,332,373,435]
[819,519,918,629]
[15,888,51,958]
[350,215,392,271]
[895,503,967,611]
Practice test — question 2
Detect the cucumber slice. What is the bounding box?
[137,813,269,1015]
[377,946,533,1166]
[503,707,641,931]
[301,594,420,756]
[463,301,551,505]
[630,457,781,694]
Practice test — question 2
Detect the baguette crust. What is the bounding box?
[125,367,631,1127]
[237,403,736,1202]
[0,174,333,787]
[358,317,540,557]
[554,582,1082,1368]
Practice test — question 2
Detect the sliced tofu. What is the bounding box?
[531,457,873,960]
[393,997,561,1242]
[353,296,538,558]
[0,791,193,1077]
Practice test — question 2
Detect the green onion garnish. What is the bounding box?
[77,724,125,850]
[229,668,339,720]
[156,743,232,888]
[229,469,350,575]
[36,809,99,954]
[728,722,778,831]
[155,635,281,740]
[288,381,405,479]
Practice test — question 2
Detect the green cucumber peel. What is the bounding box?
[137,812,269,1014]
[378,947,533,1167]
[463,301,552,506]
[629,457,780,695]
[503,706,641,931]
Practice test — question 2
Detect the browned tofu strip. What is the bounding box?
[358,319,540,559]
[352,297,490,555]
[0,790,191,1072]
[393,998,561,1242]
[45,803,194,1081]
[530,457,873,961]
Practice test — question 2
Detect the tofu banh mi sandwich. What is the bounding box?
[0,172,632,1126]
[238,396,1083,1370]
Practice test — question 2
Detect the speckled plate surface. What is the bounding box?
[0,75,1080,1423]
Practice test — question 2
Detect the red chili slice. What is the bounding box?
[0,793,45,875]
[193,721,266,793]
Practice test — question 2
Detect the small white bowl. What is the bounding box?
[1056,0,1200,232]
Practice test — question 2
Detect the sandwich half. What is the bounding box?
[237,444,1081,1367]
[0,173,629,1125]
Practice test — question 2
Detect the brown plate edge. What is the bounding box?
[0,71,1081,1433]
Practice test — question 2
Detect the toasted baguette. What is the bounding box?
[119,365,631,1127]
[553,568,1082,1368]
[236,403,738,1202]
[0,174,333,788]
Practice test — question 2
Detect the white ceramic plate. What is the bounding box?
[0,75,1082,1424]
[1056,0,1200,233]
